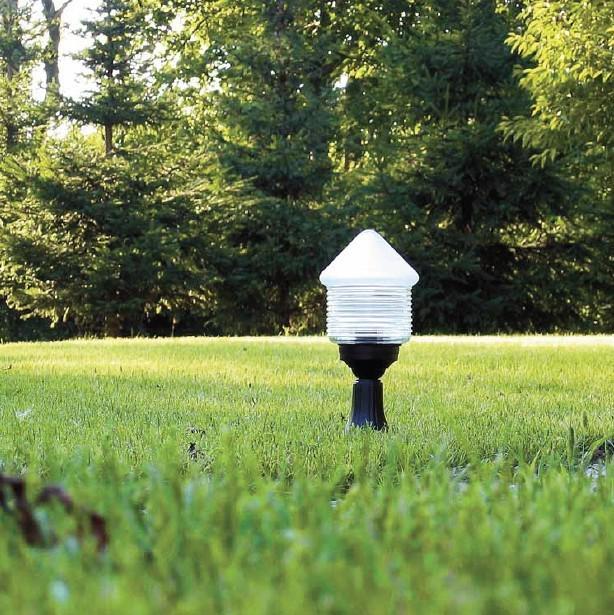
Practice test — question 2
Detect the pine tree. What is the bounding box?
[67,0,165,154]
[338,0,592,332]
[176,0,357,332]
[0,0,47,341]
[0,0,218,336]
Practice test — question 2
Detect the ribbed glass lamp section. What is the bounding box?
[320,230,419,345]
[326,286,413,344]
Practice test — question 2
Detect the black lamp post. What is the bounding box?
[320,230,419,430]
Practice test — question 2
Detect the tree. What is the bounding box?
[0,132,227,335]
[175,0,357,332]
[0,0,51,340]
[0,1,220,336]
[337,0,591,332]
[67,0,167,155]
[501,0,613,174]
[500,0,613,330]
[0,0,36,151]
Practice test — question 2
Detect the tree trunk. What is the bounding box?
[104,36,114,155]
[40,0,65,99]
[104,123,113,155]
[2,0,21,149]
[104,313,123,337]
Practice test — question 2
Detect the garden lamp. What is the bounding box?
[320,229,419,430]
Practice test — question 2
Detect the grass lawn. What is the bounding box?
[1,336,613,613]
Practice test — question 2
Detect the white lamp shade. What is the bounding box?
[320,230,419,344]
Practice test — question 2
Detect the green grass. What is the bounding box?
[1,336,613,613]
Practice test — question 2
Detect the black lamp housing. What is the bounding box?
[339,344,399,430]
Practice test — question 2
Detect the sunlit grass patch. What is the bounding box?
[0,336,613,613]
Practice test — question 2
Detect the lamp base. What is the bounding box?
[348,379,386,430]
[339,344,400,431]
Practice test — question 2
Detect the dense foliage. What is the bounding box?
[500,0,614,331]
[0,0,612,339]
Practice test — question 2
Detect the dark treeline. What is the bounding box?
[0,0,612,340]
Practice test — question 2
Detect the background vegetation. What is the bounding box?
[0,0,612,340]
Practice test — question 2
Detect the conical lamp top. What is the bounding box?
[320,229,419,287]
